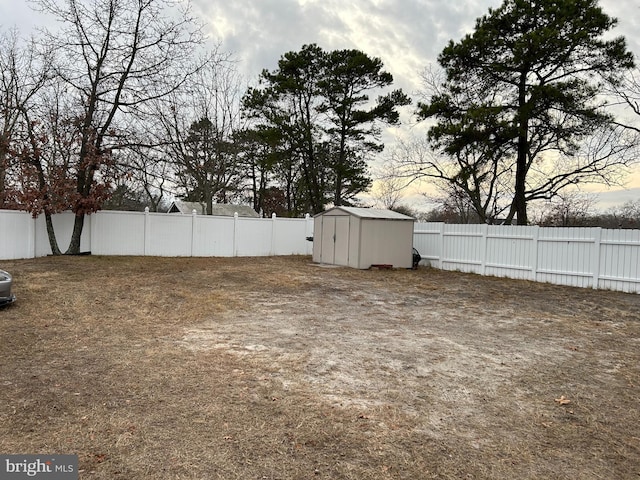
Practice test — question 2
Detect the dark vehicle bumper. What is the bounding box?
[0,294,16,306]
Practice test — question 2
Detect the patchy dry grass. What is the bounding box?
[0,255,639,479]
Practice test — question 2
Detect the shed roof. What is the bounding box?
[315,206,414,220]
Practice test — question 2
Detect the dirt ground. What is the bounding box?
[0,255,639,479]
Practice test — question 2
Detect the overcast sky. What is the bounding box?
[2,0,639,209]
[189,0,640,91]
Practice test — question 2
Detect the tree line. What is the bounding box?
[1,0,640,255]
[420,194,640,229]
[0,0,410,253]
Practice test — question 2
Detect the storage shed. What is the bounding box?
[312,207,415,269]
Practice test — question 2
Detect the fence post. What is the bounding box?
[438,222,445,269]
[592,227,602,290]
[90,211,97,255]
[531,225,539,281]
[233,212,239,257]
[144,207,150,256]
[191,209,197,257]
[271,213,277,256]
[480,223,489,275]
[305,213,313,256]
[30,214,37,259]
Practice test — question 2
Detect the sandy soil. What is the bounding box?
[0,255,638,479]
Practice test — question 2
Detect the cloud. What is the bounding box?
[192,0,503,92]
[592,187,640,211]
[195,0,344,77]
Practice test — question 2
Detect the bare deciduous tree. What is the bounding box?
[27,0,205,253]
[155,50,246,215]
[535,191,597,227]
[0,29,50,208]
[386,134,513,223]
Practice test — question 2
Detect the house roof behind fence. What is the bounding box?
[168,200,259,217]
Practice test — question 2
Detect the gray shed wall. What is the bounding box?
[357,218,414,269]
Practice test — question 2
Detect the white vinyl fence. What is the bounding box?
[414,223,640,294]
[0,209,314,260]
[1,209,639,293]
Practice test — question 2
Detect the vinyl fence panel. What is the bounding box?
[413,222,443,266]
[91,211,146,256]
[441,224,486,273]
[191,215,235,257]
[414,222,640,294]
[235,216,273,257]
[484,224,536,280]
[145,212,194,257]
[272,216,314,256]
[536,227,600,289]
[0,210,35,259]
[599,228,640,293]
[0,209,314,259]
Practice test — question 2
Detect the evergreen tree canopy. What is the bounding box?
[419,0,635,224]
[243,44,409,214]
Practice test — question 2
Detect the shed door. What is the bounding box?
[320,216,350,265]
[320,217,335,263]
[334,216,350,266]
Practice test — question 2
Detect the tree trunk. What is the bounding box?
[514,71,530,225]
[44,212,62,255]
[0,163,5,208]
[514,150,528,225]
[334,121,348,207]
[334,170,343,206]
[0,137,10,208]
[205,184,212,215]
[65,213,85,255]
